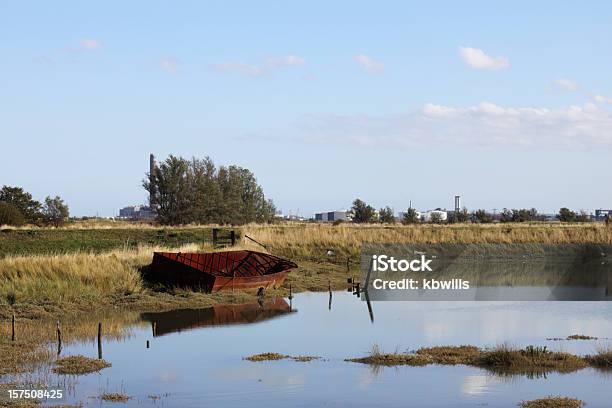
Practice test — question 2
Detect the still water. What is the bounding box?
[45,292,612,407]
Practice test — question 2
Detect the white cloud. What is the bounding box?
[554,78,579,91]
[79,39,102,50]
[160,58,179,74]
[213,55,305,77]
[297,102,612,150]
[595,94,612,104]
[355,54,384,74]
[459,46,509,70]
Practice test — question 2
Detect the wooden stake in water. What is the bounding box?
[56,321,62,356]
[289,284,293,299]
[97,322,102,360]
[146,340,150,349]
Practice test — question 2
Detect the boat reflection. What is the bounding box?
[141,298,295,337]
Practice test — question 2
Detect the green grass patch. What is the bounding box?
[0,228,218,257]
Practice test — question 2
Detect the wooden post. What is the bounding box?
[11,314,15,342]
[288,284,293,299]
[97,322,102,360]
[152,322,157,338]
[146,340,150,349]
[212,228,219,246]
[230,230,236,246]
[56,321,62,355]
[346,257,350,271]
[328,280,332,294]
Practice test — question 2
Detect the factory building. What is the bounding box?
[315,210,350,222]
[118,205,155,220]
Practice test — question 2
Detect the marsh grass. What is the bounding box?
[566,334,598,340]
[519,396,584,408]
[0,243,211,311]
[348,344,592,374]
[415,345,480,365]
[244,223,612,260]
[475,344,587,374]
[345,344,431,366]
[585,345,612,369]
[244,352,320,362]
[53,355,111,375]
[100,393,130,402]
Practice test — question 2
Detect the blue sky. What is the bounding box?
[1,1,611,217]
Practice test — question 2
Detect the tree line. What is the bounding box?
[144,155,276,225]
[349,198,597,224]
[0,186,69,227]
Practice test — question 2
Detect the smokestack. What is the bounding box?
[149,154,156,205]
[454,195,461,213]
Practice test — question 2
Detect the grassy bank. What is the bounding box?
[244,223,612,261]
[0,227,218,257]
[2,222,610,317]
[0,240,352,320]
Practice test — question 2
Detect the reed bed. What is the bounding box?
[0,243,209,309]
[244,223,612,260]
[347,344,609,374]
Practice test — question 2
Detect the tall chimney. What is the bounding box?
[149,154,156,206]
[454,195,461,213]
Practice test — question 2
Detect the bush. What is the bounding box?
[0,202,25,226]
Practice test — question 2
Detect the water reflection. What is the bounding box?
[140,298,294,337]
[46,291,612,408]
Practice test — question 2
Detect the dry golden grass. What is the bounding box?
[53,355,111,375]
[415,345,480,365]
[346,345,431,366]
[348,344,592,374]
[244,223,612,259]
[519,396,584,408]
[99,393,130,402]
[244,352,289,361]
[0,243,211,307]
[586,345,612,368]
[243,352,320,362]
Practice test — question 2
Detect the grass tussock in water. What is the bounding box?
[566,334,598,340]
[53,355,111,375]
[348,344,592,373]
[475,345,587,373]
[519,396,584,408]
[585,346,612,368]
[244,352,320,362]
[100,393,130,403]
[345,345,431,366]
[415,345,480,365]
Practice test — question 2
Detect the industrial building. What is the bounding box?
[314,210,350,222]
[595,209,612,221]
[118,205,155,220]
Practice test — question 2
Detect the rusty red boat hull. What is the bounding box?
[150,250,296,293]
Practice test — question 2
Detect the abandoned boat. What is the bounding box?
[150,250,297,292]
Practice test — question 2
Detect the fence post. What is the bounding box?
[11,314,15,341]
[230,230,236,246]
[212,228,219,246]
[56,321,62,355]
[97,322,102,359]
